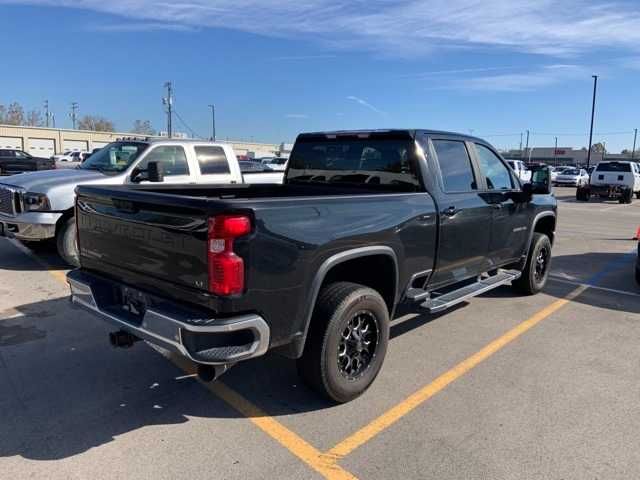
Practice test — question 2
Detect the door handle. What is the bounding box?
[443,206,459,217]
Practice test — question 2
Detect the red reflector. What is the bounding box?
[209,252,244,296]
[209,215,251,238]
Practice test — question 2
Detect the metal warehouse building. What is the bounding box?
[0,124,283,158]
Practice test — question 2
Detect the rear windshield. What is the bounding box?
[562,169,579,175]
[596,162,631,172]
[287,135,421,190]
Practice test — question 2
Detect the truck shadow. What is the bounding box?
[0,238,68,271]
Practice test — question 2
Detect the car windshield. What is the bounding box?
[79,142,148,173]
[563,169,579,175]
[596,162,631,172]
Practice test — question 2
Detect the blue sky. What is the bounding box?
[1,0,640,152]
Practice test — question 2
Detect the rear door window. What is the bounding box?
[474,144,514,190]
[138,146,189,176]
[195,146,230,174]
[431,140,477,192]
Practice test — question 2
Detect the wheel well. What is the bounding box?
[534,215,555,244]
[55,208,75,235]
[320,254,396,314]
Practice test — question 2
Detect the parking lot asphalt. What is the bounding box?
[1,187,639,480]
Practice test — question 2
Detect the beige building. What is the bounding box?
[0,124,283,158]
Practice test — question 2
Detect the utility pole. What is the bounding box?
[44,100,50,128]
[51,114,56,128]
[522,130,530,161]
[70,102,79,129]
[602,141,606,162]
[586,75,598,168]
[632,128,637,160]
[553,136,558,166]
[208,104,216,141]
[163,82,173,138]
[519,132,523,152]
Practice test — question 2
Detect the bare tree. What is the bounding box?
[591,142,606,153]
[25,110,44,127]
[77,115,115,132]
[5,102,25,125]
[0,104,6,123]
[131,119,155,135]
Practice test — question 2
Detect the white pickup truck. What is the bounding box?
[577,160,640,203]
[0,138,283,266]
[507,160,532,183]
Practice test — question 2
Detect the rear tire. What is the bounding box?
[576,187,589,201]
[619,189,633,204]
[56,216,79,267]
[513,233,552,295]
[635,192,640,199]
[297,282,389,403]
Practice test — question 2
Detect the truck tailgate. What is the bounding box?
[76,186,213,291]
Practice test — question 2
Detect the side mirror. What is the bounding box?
[530,166,552,195]
[147,161,164,182]
[130,161,164,183]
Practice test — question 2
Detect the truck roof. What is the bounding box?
[115,136,231,146]
[296,129,486,143]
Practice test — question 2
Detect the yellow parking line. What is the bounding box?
[325,285,588,460]
[12,238,589,478]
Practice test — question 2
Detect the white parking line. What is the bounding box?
[549,276,640,298]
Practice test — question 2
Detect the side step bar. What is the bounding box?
[418,269,522,314]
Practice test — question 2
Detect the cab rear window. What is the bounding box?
[596,162,631,172]
[287,134,420,190]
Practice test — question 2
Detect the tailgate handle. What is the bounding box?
[112,199,139,214]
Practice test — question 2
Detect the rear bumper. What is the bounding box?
[589,184,630,196]
[67,269,270,365]
[0,212,61,240]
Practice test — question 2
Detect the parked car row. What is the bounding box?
[0,149,56,175]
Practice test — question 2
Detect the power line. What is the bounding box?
[173,108,203,139]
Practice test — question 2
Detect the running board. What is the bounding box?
[420,269,522,314]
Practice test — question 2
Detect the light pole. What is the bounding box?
[632,128,637,160]
[523,130,530,162]
[553,136,558,166]
[208,104,216,141]
[586,75,598,168]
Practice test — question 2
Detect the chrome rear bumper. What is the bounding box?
[67,270,270,365]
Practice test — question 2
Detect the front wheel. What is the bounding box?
[56,216,79,267]
[635,192,640,199]
[297,282,389,403]
[513,233,552,295]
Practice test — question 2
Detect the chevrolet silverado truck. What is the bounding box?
[0,138,283,266]
[68,130,556,403]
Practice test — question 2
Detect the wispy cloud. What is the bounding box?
[401,66,520,78]
[4,0,640,57]
[88,22,196,32]
[269,54,337,62]
[346,96,385,115]
[450,64,587,92]
[285,113,309,119]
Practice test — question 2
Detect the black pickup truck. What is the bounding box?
[0,149,56,175]
[68,130,556,402]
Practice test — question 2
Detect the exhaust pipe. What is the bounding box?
[109,330,141,348]
[197,363,232,383]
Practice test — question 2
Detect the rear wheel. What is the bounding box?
[576,187,590,201]
[513,233,552,295]
[56,216,79,267]
[635,192,640,200]
[297,282,389,403]
[619,189,633,204]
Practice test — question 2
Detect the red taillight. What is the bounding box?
[208,215,251,296]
